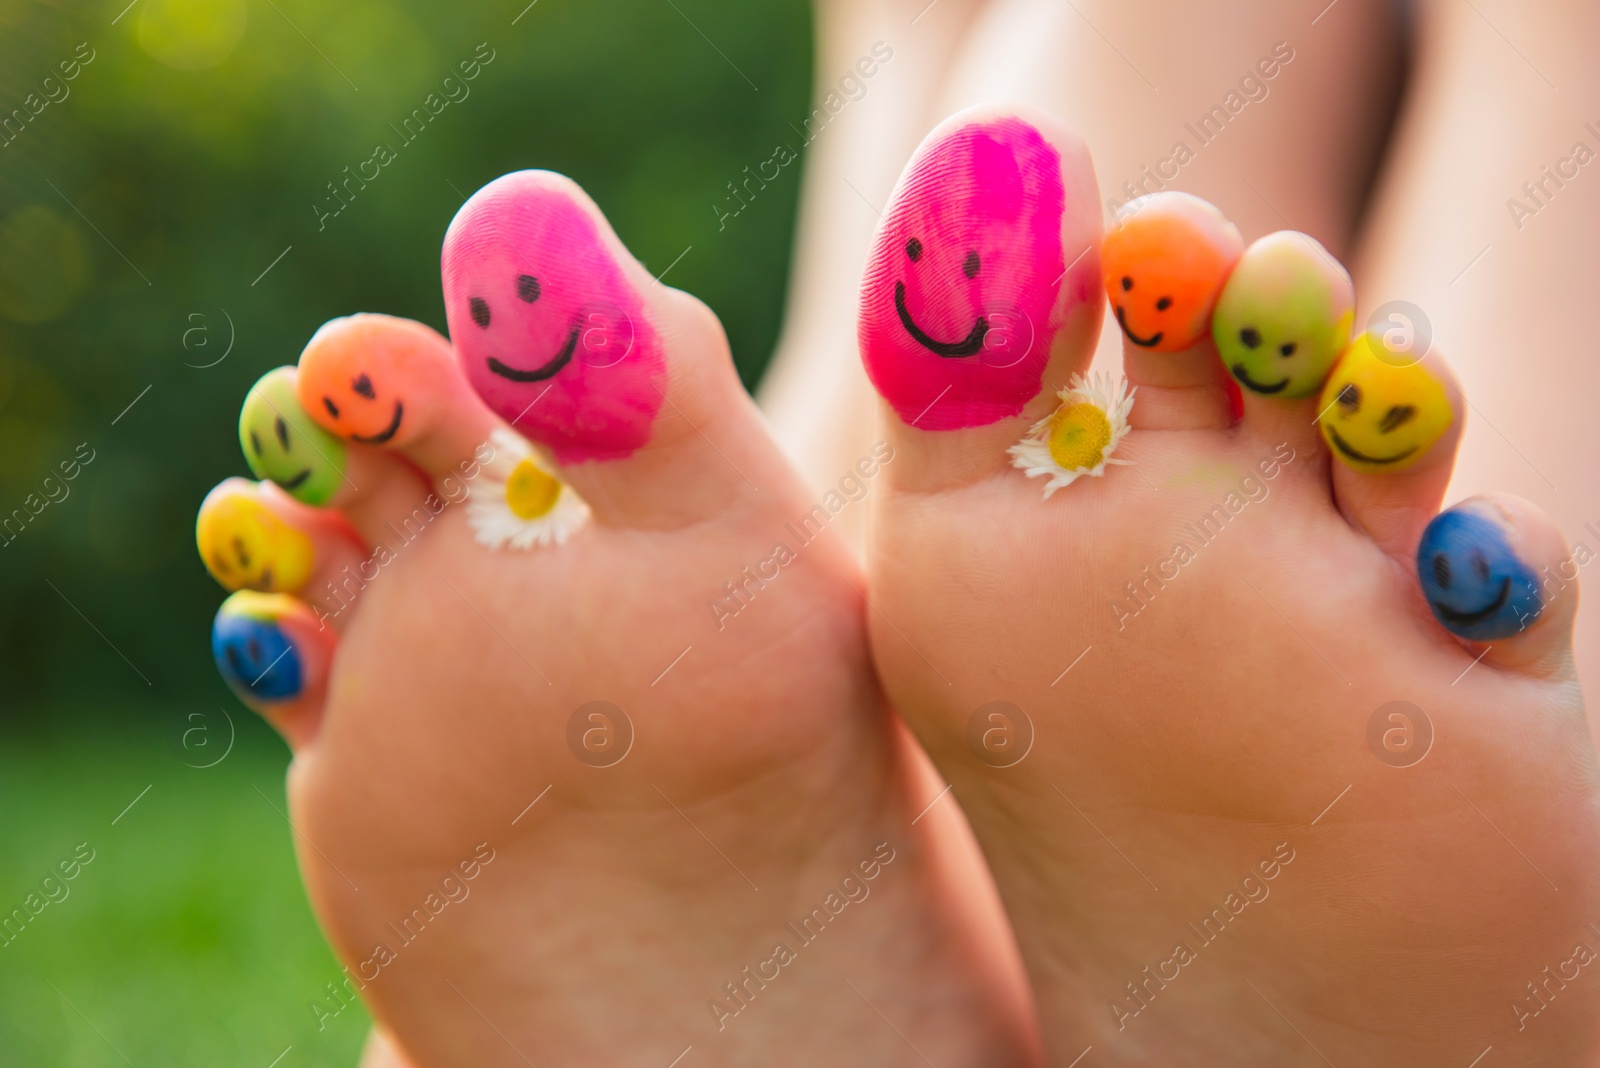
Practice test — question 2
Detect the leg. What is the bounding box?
[759,0,992,549]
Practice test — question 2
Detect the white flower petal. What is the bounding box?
[465,430,589,550]
[1009,372,1136,499]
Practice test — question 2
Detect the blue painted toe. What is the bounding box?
[1417,508,1542,641]
[212,604,303,701]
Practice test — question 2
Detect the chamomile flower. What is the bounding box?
[467,429,589,549]
[1008,372,1135,498]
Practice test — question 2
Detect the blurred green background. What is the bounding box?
[0,0,810,1061]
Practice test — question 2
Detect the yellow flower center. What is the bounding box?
[505,458,562,519]
[1047,402,1112,471]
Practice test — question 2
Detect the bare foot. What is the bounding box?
[858,105,1600,1065]
[198,171,1040,1065]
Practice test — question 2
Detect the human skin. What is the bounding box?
[202,173,1045,1067]
[858,111,1100,429]
[758,0,1402,537]
[440,171,666,464]
[858,108,1600,1064]
[1352,0,1600,700]
[1212,230,1354,399]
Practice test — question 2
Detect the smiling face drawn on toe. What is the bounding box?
[212,591,305,702]
[442,172,665,462]
[298,314,459,450]
[197,481,313,593]
[316,367,404,446]
[1101,192,1243,354]
[1416,507,1542,640]
[892,238,991,357]
[1317,333,1452,472]
[1214,231,1354,399]
[860,116,1075,429]
[239,368,347,506]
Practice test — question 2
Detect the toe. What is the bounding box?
[296,314,593,554]
[1321,331,1463,558]
[1104,191,1243,432]
[855,104,1104,492]
[297,314,502,486]
[1214,229,1354,457]
[197,478,366,604]
[240,365,437,549]
[239,366,353,507]
[1416,494,1576,679]
[442,170,798,528]
[213,590,337,751]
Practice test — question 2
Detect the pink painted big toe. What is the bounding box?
[859,116,1071,429]
[441,171,665,463]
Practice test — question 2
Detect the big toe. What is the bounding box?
[856,103,1105,492]
[441,170,794,529]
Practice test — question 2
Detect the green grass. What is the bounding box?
[0,711,371,1066]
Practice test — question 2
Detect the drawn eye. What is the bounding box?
[962,251,980,278]
[1337,384,1361,412]
[353,374,375,400]
[517,275,541,302]
[1378,405,1416,433]
[1473,553,1491,582]
[1239,327,1261,349]
[469,297,491,328]
[274,416,290,451]
[906,238,923,262]
[1120,276,1133,291]
[322,397,340,419]
[1433,553,1452,589]
[249,430,262,456]
[1155,297,1172,311]
[1279,342,1297,357]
